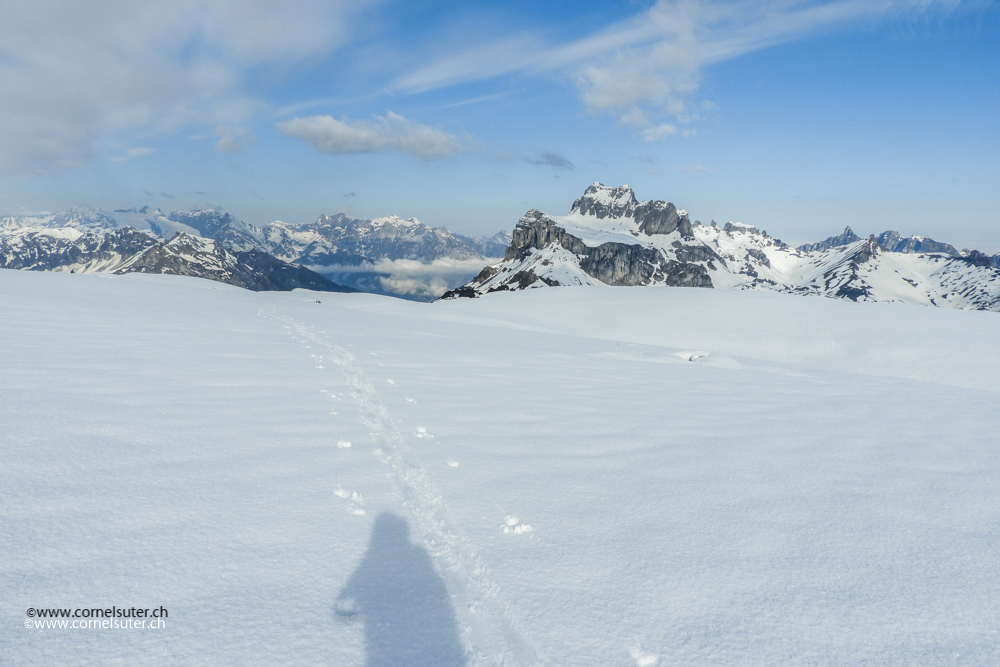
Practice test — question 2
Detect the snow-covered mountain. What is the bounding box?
[443,183,1000,311]
[1,206,506,299]
[0,226,351,292]
[797,225,962,256]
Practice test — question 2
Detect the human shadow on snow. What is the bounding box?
[337,512,466,667]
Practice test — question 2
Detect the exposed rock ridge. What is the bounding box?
[800,225,962,257]
[877,230,959,256]
[797,226,862,252]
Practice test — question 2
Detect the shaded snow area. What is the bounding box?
[3,271,1000,666]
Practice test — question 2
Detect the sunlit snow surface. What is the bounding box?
[3,270,1000,666]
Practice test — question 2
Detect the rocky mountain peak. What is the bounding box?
[370,215,423,229]
[167,209,238,238]
[876,230,958,256]
[571,183,638,219]
[797,226,861,252]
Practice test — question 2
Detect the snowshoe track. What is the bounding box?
[265,311,538,667]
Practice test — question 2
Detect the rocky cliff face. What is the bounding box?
[441,183,1000,312]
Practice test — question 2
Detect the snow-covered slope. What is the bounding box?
[445,183,1000,311]
[4,270,1000,665]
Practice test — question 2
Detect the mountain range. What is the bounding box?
[0,225,351,292]
[4,190,999,310]
[0,207,509,299]
[442,183,1000,312]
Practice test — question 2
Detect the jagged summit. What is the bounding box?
[571,183,639,218]
[797,226,861,252]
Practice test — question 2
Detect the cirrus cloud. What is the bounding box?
[393,0,966,136]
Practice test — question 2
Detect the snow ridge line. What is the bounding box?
[266,312,537,667]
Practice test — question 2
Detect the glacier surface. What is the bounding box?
[3,270,999,665]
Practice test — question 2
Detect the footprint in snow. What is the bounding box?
[629,647,660,667]
[501,516,532,534]
[415,427,432,439]
[334,488,366,515]
[335,599,358,616]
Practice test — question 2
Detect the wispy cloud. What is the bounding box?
[441,91,513,109]
[0,0,375,176]
[680,165,712,172]
[394,0,963,133]
[527,152,574,169]
[216,127,257,154]
[109,146,156,162]
[277,112,467,159]
[642,124,678,141]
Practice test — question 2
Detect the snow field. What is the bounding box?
[2,270,1000,665]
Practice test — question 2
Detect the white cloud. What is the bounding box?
[642,124,678,141]
[0,0,372,176]
[109,146,156,162]
[277,112,466,159]
[372,257,489,298]
[313,257,491,299]
[378,275,452,298]
[215,127,256,154]
[394,0,964,132]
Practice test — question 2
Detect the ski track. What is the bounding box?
[263,310,538,667]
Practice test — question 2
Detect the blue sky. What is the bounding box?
[0,0,997,248]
